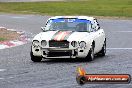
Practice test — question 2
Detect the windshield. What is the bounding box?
[45,18,91,32]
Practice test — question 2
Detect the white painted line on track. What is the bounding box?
[107,48,132,50]
[0,78,4,80]
[8,77,14,79]
[116,31,132,33]
[0,69,6,72]
[12,16,26,19]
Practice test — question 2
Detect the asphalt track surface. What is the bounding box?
[0,14,132,88]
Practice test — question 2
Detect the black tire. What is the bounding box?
[98,40,106,56]
[86,45,94,61]
[30,52,42,62]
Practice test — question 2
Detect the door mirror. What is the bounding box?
[41,27,45,31]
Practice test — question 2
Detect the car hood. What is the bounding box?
[33,31,90,42]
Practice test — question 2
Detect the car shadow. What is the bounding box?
[42,58,89,63]
[37,55,107,64]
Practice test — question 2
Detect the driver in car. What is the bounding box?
[76,23,87,32]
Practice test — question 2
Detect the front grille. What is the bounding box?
[49,40,69,48]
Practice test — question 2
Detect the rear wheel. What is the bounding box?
[86,45,94,61]
[30,52,42,62]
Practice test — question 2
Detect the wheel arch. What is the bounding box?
[92,40,95,49]
[104,38,106,43]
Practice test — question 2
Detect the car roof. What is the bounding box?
[48,16,95,22]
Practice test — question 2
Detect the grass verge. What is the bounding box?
[0,38,6,41]
[0,0,132,17]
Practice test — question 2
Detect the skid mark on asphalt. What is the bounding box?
[0,69,15,80]
[107,48,132,50]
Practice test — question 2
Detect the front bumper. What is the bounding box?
[41,48,77,58]
[32,46,90,59]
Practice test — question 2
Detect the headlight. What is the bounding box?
[41,40,47,47]
[71,41,77,47]
[32,40,39,47]
[79,41,86,49]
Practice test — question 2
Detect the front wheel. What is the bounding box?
[86,45,94,61]
[98,40,106,56]
[30,52,42,62]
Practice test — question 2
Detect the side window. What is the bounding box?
[87,23,91,32]
[90,24,96,32]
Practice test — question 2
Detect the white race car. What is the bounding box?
[30,16,106,62]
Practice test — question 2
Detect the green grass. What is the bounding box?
[0,38,6,41]
[0,0,132,17]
